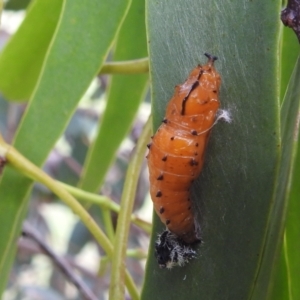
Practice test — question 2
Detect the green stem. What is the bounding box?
[101,208,115,242]
[102,248,148,261]
[58,181,152,234]
[109,116,152,300]
[0,141,139,300]
[99,58,149,74]
[124,248,148,259]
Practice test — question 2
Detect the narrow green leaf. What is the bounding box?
[80,0,148,192]
[0,0,63,101]
[268,56,300,300]
[142,1,282,299]
[0,0,131,293]
[284,144,300,300]
[270,249,289,300]
[280,26,300,102]
[270,22,300,300]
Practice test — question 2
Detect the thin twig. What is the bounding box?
[18,237,100,281]
[22,221,98,300]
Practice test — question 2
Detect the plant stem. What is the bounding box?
[109,116,152,300]
[101,208,115,242]
[0,140,139,300]
[58,181,152,234]
[99,58,149,74]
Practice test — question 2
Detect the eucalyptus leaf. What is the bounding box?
[80,0,148,192]
[280,27,300,102]
[142,1,282,299]
[267,56,300,300]
[0,0,62,100]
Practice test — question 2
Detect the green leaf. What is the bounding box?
[268,56,300,300]
[284,144,300,300]
[270,249,289,300]
[0,0,131,293]
[280,26,300,102]
[142,1,282,299]
[80,0,148,192]
[0,0,63,101]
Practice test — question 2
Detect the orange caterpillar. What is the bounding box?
[147,54,221,264]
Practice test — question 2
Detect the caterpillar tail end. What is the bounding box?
[154,230,199,269]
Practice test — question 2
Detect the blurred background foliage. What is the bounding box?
[0,0,151,299]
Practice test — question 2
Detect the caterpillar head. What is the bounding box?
[200,53,221,95]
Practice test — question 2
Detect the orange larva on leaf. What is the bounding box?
[147,53,221,250]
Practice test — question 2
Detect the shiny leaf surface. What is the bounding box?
[142,1,282,299]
